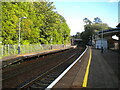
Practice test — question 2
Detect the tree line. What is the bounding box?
[72,17,111,45]
[2,1,70,45]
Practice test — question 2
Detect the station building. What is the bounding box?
[94,23,120,50]
[95,38,108,49]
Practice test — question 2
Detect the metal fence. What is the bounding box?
[0,44,71,58]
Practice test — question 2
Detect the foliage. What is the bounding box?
[83,18,92,25]
[75,17,111,45]
[2,1,70,45]
[71,32,81,39]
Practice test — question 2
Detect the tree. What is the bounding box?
[71,32,81,39]
[83,18,92,25]
[93,17,102,24]
[80,17,111,45]
[2,1,71,45]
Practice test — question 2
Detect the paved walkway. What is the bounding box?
[87,48,119,88]
[52,47,90,89]
[51,47,119,89]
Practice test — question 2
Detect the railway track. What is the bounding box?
[2,47,85,89]
[19,53,78,89]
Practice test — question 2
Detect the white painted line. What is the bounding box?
[45,46,88,90]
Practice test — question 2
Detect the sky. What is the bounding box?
[51,0,119,35]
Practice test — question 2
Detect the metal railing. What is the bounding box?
[0,44,71,59]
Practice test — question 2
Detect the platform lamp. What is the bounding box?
[18,16,27,54]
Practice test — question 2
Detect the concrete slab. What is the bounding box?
[87,48,119,88]
[52,47,90,89]
[51,47,119,89]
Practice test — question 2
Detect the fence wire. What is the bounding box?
[0,44,70,58]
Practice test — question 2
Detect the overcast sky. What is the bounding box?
[52,0,119,35]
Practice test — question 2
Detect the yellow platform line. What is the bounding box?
[82,47,92,87]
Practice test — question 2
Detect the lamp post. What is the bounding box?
[18,17,27,54]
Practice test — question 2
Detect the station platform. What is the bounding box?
[87,48,119,88]
[1,47,72,68]
[51,47,119,89]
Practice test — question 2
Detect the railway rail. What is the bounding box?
[2,46,86,89]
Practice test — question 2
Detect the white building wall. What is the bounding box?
[95,39,107,49]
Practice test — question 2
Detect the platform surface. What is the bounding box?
[52,47,119,89]
[87,48,119,88]
[52,47,90,89]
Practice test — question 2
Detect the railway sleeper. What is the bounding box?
[49,73,58,76]
[29,86,44,89]
[30,84,45,89]
[36,82,48,86]
[32,83,48,88]
[36,80,52,84]
[44,77,55,81]
[47,75,58,78]
[50,72,61,76]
